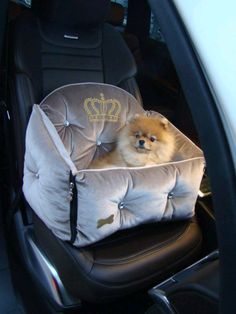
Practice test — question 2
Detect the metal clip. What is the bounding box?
[69,182,74,201]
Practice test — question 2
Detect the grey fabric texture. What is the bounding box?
[23,83,205,247]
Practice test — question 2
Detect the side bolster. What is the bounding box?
[102,23,141,102]
[9,12,43,177]
[73,157,204,247]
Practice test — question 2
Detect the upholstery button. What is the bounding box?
[97,140,102,146]
[118,202,125,209]
[167,192,174,199]
[35,172,39,178]
[64,120,70,127]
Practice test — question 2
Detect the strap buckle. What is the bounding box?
[0,100,10,120]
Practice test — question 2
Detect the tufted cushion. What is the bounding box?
[39,83,143,170]
[23,83,204,247]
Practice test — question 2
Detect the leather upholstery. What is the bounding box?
[10,8,141,177]
[32,0,111,28]
[33,213,202,302]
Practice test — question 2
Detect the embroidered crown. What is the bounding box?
[84,93,121,122]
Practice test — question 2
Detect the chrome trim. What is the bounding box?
[149,250,219,312]
[64,34,79,40]
[148,289,177,314]
[150,250,219,291]
[27,235,80,307]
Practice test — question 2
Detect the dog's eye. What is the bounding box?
[150,136,156,142]
[135,133,140,139]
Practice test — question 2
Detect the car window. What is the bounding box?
[11,0,31,7]
[150,12,164,42]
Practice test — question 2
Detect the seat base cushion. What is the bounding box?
[33,213,202,302]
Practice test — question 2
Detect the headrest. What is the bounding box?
[107,2,125,27]
[32,0,111,28]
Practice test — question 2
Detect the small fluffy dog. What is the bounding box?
[89,114,175,169]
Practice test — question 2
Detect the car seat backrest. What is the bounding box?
[32,0,111,29]
[10,0,142,178]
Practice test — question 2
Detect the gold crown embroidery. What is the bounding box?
[84,93,121,122]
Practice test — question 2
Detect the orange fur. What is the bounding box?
[89,114,175,169]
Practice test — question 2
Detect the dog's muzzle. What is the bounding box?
[136,140,150,153]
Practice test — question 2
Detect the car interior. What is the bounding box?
[0,0,220,313]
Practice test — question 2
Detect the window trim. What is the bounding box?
[148,0,236,313]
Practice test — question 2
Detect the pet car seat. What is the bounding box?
[24,83,204,248]
[9,0,203,305]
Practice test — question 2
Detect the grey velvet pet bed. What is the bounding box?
[23,83,205,247]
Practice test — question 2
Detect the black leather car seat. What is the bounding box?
[10,0,141,178]
[9,0,202,305]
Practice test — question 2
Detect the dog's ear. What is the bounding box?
[160,117,169,129]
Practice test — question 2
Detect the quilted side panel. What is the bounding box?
[23,105,73,241]
[73,157,204,247]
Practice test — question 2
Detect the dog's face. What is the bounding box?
[121,115,171,154]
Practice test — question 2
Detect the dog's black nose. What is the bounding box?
[139,140,145,146]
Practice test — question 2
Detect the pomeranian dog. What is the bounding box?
[88,114,175,169]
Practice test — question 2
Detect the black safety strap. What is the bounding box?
[0,0,8,61]
[0,3,24,219]
[69,171,78,243]
[0,2,14,215]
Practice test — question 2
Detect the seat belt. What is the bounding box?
[0,1,11,213]
[0,4,24,220]
[0,0,8,61]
